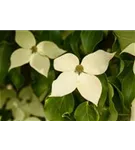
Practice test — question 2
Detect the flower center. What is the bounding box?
[31,46,37,53]
[75,65,84,74]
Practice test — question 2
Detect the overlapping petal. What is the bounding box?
[37,41,66,59]
[30,53,50,77]
[77,73,102,106]
[50,72,78,97]
[9,48,31,71]
[54,53,79,72]
[15,30,36,49]
[81,50,115,75]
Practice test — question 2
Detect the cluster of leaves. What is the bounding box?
[0,30,135,121]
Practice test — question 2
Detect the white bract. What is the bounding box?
[6,86,45,121]
[121,43,135,74]
[6,96,45,120]
[9,31,66,77]
[130,98,135,121]
[50,50,115,106]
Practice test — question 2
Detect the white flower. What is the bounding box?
[121,43,135,74]
[6,97,44,121]
[130,98,135,121]
[6,86,45,121]
[50,50,115,106]
[9,30,66,77]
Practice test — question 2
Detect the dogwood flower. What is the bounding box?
[9,30,66,77]
[50,50,115,105]
[6,86,45,120]
[121,43,135,74]
[130,98,135,121]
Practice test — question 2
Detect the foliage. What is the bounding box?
[0,30,135,121]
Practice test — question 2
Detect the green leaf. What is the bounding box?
[70,31,81,58]
[118,60,133,83]
[44,94,74,121]
[117,58,125,76]
[0,30,12,42]
[35,31,49,43]
[49,31,62,46]
[108,75,121,89]
[0,88,16,109]
[0,41,13,83]
[73,90,86,107]
[80,31,103,55]
[8,68,24,90]
[108,56,125,76]
[63,34,72,52]
[108,60,119,76]
[115,86,128,112]
[61,113,75,121]
[99,107,110,121]
[103,30,109,37]
[74,102,99,121]
[39,91,49,102]
[61,30,74,40]
[31,70,55,97]
[122,70,135,107]
[114,31,135,50]
[98,31,115,51]
[111,35,121,53]
[108,83,118,121]
[98,74,108,110]
[110,83,129,121]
